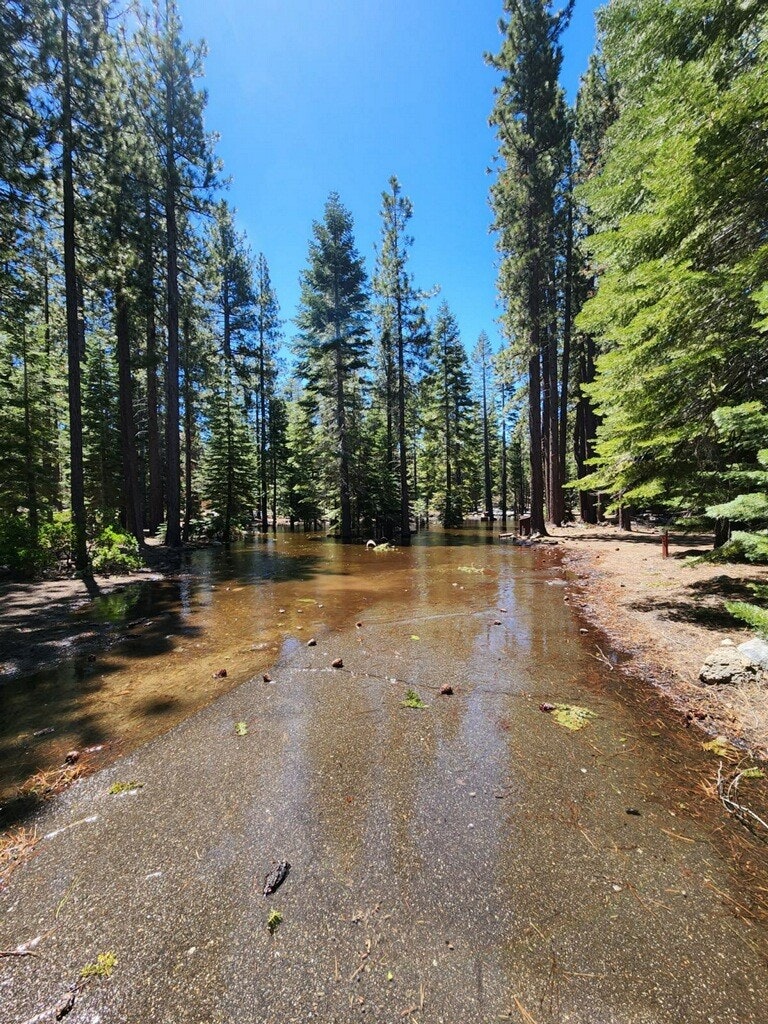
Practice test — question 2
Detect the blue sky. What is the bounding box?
[179,0,602,355]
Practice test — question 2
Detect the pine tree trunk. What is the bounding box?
[21,325,39,544]
[500,380,508,527]
[482,358,494,522]
[164,61,181,548]
[258,326,268,531]
[528,351,547,536]
[559,175,573,495]
[182,319,193,543]
[61,2,88,572]
[143,193,163,535]
[397,292,411,545]
[115,282,144,545]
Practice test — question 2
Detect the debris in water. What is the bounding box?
[702,736,738,760]
[213,668,227,678]
[539,703,597,731]
[263,673,273,682]
[401,688,428,710]
[267,908,283,934]
[63,750,79,766]
[440,684,453,696]
[33,727,55,737]
[307,638,317,647]
[108,780,142,795]
[264,860,290,896]
[331,658,343,669]
[235,721,249,736]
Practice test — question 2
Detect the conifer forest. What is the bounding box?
[4,5,768,1023]
[1,1,766,571]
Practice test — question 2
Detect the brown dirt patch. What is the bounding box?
[552,523,768,757]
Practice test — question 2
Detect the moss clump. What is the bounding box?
[267,908,283,934]
[235,721,249,736]
[108,780,143,795]
[80,952,117,979]
[401,688,428,710]
[548,704,597,731]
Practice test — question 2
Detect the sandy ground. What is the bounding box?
[553,522,768,757]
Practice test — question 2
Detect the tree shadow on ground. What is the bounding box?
[629,575,768,631]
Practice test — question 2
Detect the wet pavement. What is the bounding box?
[2,532,768,1022]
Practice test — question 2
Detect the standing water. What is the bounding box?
[2,528,768,1023]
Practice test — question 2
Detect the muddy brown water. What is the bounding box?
[3,528,768,1022]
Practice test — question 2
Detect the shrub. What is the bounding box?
[698,531,768,566]
[90,525,144,573]
[725,601,768,638]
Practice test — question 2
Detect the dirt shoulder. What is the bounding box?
[552,523,768,757]
[0,568,165,679]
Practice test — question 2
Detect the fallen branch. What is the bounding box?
[716,762,768,835]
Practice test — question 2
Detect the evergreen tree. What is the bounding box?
[372,176,427,544]
[578,0,768,536]
[473,331,495,522]
[295,193,370,541]
[489,0,574,533]
[253,254,281,532]
[422,302,473,527]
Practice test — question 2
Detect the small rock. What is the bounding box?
[307,638,317,647]
[263,673,272,682]
[356,621,363,628]
[498,608,508,613]
[579,628,588,634]
[331,658,343,669]
[626,807,641,816]
[63,750,79,765]
[737,638,768,671]
[493,619,502,626]
[213,668,228,678]
[440,684,453,696]
[720,639,735,647]
[539,702,555,713]
[699,648,761,686]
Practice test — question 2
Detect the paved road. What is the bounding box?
[2,552,767,1023]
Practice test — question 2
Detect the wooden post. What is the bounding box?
[662,529,669,558]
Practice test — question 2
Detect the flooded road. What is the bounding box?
[2,529,768,1022]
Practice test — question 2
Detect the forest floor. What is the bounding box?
[0,565,166,680]
[553,522,768,757]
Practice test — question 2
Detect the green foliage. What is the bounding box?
[267,908,283,934]
[108,780,143,795]
[401,688,428,709]
[90,526,144,574]
[724,601,768,638]
[576,0,768,516]
[80,952,117,980]
[697,532,768,566]
[0,511,73,575]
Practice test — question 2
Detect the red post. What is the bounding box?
[662,530,669,558]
